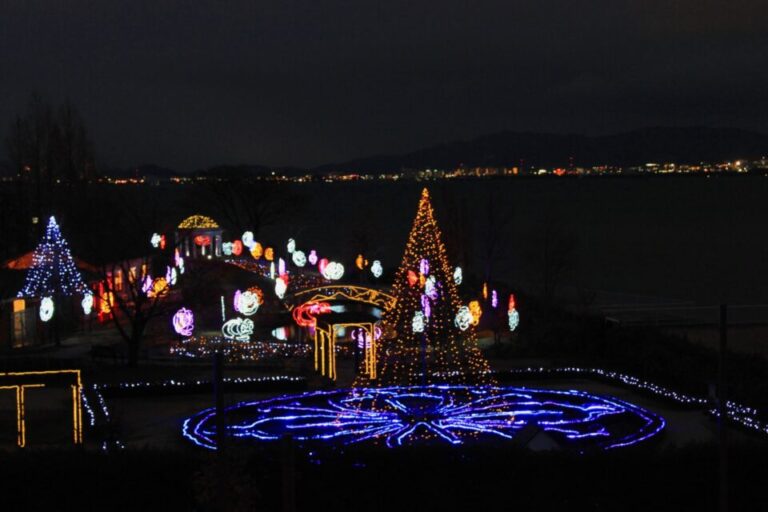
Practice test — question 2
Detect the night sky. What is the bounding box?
[1,1,766,170]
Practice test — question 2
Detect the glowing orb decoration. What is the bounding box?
[234,290,260,316]
[250,242,263,259]
[272,326,288,341]
[419,258,429,275]
[508,294,516,310]
[39,296,54,322]
[287,239,296,254]
[175,250,185,274]
[166,266,178,287]
[222,318,254,342]
[421,294,431,318]
[141,275,153,294]
[412,311,425,333]
[482,282,488,300]
[172,308,195,336]
[491,290,498,308]
[318,258,329,275]
[232,240,243,256]
[183,386,665,450]
[278,258,286,276]
[241,231,255,249]
[453,266,462,285]
[454,306,472,331]
[371,260,383,278]
[194,235,211,247]
[508,309,520,332]
[265,247,274,261]
[292,250,307,267]
[468,300,482,326]
[407,270,418,287]
[355,254,366,270]
[322,261,344,281]
[81,293,94,315]
[275,276,288,299]
[149,277,169,298]
[222,242,233,256]
[269,262,276,279]
[425,275,438,299]
[308,250,318,265]
[150,233,162,248]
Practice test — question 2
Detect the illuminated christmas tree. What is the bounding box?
[371,189,493,387]
[18,216,88,298]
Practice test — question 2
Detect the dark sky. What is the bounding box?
[1,1,766,170]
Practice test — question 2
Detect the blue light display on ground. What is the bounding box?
[182,385,665,451]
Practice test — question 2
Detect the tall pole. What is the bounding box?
[718,304,728,512]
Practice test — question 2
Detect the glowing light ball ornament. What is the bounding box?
[318,258,329,274]
[150,278,169,298]
[419,258,429,275]
[412,311,425,333]
[251,242,263,259]
[371,260,383,278]
[150,233,162,248]
[482,282,488,300]
[308,250,318,265]
[241,231,255,249]
[425,275,438,300]
[81,293,94,315]
[287,239,296,254]
[356,254,367,270]
[175,249,185,274]
[194,235,211,246]
[39,296,55,322]
[453,266,462,285]
[468,300,482,326]
[234,290,260,316]
[421,294,431,319]
[222,242,233,256]
[222,318,254,342]
[407,270,418,287]
[508,294,520,332]
[322,262,344,281]
[275,276,288,299]
[292,250,306,267]
[232,240,243,256]
[166,266,178,286]
[265,247,274,261]
[172,308,195,336]
[142,275,153,294]
[491,290,498,308]
[454,306,472,331]
[278,258,286,276]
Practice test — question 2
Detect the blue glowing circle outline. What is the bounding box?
[182,385,665,451]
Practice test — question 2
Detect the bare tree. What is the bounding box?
[192,173,294,236]
[96,257,172,367]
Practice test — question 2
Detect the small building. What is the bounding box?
[175,215,223,259]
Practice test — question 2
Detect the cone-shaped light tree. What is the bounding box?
[18,216,88,298]
[371,188,493,387]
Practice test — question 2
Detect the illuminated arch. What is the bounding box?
[289,285,395,311]
[177,215,219,229]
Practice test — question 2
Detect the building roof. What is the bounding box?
[178,215,219,229]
